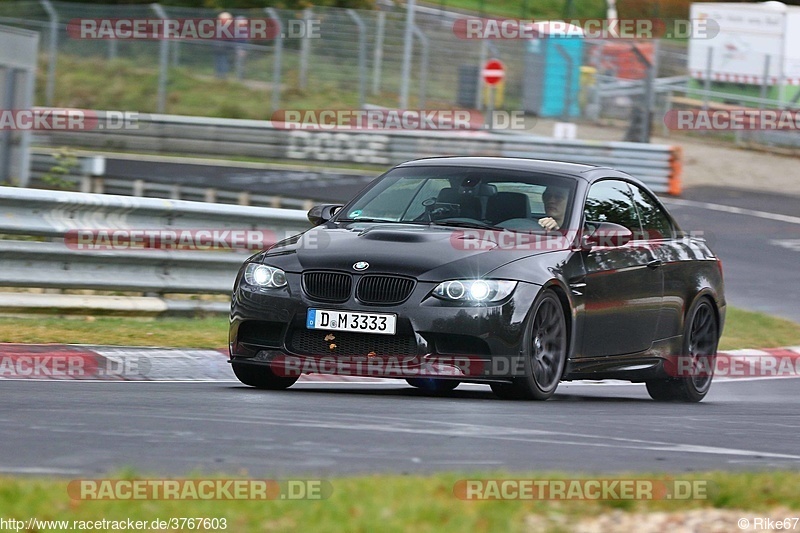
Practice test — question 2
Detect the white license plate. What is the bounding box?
[306,309,396,335]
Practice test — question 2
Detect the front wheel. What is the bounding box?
[232,361,299,390]
[491,289,568,401]
[646,298,718,402]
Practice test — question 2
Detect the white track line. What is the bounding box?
[663,197,800,225]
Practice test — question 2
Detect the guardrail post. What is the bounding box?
[265,8,283,114]
[372,11,385,95]
[299,8,312,90]
[347,10,367,109]
[150,3,170,114]
[39,0,58,107]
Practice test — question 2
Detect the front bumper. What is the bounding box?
[229,276,541,382]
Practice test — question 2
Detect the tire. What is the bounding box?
[491,289,568,401]
[406,378,460,392]
[646,297,718,402]
[232,361,299,390]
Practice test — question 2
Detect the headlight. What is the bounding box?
[244,264,288,288]
[432,279,517,303]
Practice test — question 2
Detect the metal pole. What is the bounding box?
[759,54,771,105]
[150,3,169,114]
[18,68,35,187]
[703,47,713,110]
[0,68,15,183]
[299,8,312,90]
[399,0,416,108]
[475,40,488,110]
[266,8,283,113]
[347,9,366,109]
[412,25,429,108]
[39,0,57,107]
[631,42,654,142]
[108,40,117,60]
[372,11,385,95]
[486,85,494,129]
[171,39,180,67]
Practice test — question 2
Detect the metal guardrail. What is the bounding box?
[34,109,684,195]
[0,186,311,312]
[27,151,318,209]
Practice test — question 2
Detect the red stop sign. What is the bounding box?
[482,59,505,85]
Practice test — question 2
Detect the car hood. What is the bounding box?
[263,223,569,281]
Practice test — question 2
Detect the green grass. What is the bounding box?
[719,308,800,351]
[1,471,799,532]
[0,316,229,348]
[426,0,607,19]
[0,306,797,350]
[37,52,460,120]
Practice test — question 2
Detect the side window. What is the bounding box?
[584,180,641,233]
[629,185,675,240]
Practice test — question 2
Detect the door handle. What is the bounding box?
[647,259,663,269]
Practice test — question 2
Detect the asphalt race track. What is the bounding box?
[2,378,800,476]
[2,181,798,477]
[664,186,800,322]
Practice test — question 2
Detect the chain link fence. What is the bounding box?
[0,1,694,121]
[7,2,796,148]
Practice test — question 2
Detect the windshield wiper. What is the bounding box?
[431,220,505,231]
[336,218,394,223]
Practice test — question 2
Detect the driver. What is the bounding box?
[538,186,569,231]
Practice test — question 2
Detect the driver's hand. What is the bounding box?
[538,217,560,231]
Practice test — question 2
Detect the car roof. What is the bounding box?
[396,156,603,178]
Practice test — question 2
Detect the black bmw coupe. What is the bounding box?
[229,157,725,401]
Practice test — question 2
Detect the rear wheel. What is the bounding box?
[232,361,299,390]
[646,298,718,402]
[491,289,567,401]
[406,378,460,392]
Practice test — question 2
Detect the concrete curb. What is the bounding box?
[2,344,799,382]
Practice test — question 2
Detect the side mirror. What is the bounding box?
[581,222,633,250]
[307,204,343,226]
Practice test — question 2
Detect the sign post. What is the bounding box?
[482,59,505,130]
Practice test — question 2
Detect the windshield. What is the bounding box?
[337,165,577,232]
